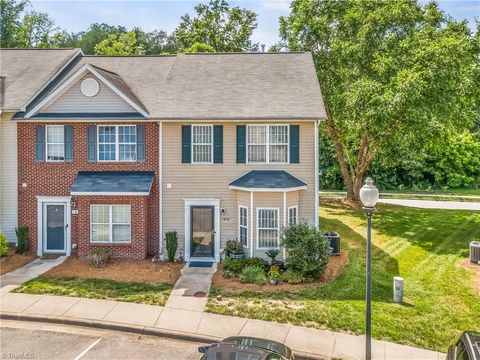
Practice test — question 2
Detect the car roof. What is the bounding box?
[464,332,480,358]
[203,343,284,360]
[221,336,292,358]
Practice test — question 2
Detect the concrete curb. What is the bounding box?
[0,312,324,360]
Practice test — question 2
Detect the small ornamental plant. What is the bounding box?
[225,240,245,258]
[268,265,281,285]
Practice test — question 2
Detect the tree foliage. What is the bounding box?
[1,0,57,47]
[181,42,215,53]
[94,31,137,55]
[174,0,258,52]
[280,0,479,199]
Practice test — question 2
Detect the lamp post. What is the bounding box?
[359,178,379,360]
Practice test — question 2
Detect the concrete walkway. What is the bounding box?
[0,256,66,288]
[165,263,216,312]
[378,198,480,210]
[0,289,444,360]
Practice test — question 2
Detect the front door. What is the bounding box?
[190,206,214,258]
[44,203,66,253]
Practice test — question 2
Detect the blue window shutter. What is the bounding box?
[236,125,246,163]
[136,125,145,162]
[87,126,97,162]
[35,125,45,162]
[289,125,299,163]
[64,125,73,163]
[182,125,191,163]
[213,125,223,163]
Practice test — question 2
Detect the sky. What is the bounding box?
[31,0,479,48]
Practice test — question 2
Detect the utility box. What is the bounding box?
[393,276,404,303]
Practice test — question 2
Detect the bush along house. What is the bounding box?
[0,48,326,262]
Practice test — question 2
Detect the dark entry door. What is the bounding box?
[191,206,214,258]
[45,204,66,252]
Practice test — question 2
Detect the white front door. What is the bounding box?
[43,203,67,253]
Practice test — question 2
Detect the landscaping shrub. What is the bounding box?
[223,269,234,279]
[239,265,266,285]
[222,256,268,275]
[88,248,112,268]
[225,240,244,257]
[0,232,8,258]
[281,221,330,279]
[281,268,305,284]
[15,226,29,254]
[165,231,178,262]
[265,249,279,265]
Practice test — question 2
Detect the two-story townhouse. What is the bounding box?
[0,48,326,262]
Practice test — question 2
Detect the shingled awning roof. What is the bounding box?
[71,171,155,195]
[229,170,307,192]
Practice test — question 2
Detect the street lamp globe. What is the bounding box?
[360,178,379,208]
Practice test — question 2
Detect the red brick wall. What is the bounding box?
[73,196,149,259]
[17,122,159,259]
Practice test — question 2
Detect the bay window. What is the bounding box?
[257,208,279,249]
[239,206,248,247]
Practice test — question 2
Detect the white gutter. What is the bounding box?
[315,119,320,227]
[159,121,163,256]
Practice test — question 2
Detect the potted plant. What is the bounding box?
[225,240,245,259]
[265,249,279,265]
[323,231,340,255]
[268,265,281,285]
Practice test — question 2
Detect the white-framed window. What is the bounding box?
[46,125,65,162]
[192,125,213,163]
[256,208,279,249]
[288,206,298,225]
[98,125,136,162]
[247,125,288,163]
[238,206,248,247]
[90,205,131,243]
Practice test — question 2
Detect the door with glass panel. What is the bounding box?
[190,206,214,258]
[44,203,66,252]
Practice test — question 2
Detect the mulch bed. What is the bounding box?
[459,258,480,295]
[43,257,184,284]
[212,251,348,292]
[0,246,37,276]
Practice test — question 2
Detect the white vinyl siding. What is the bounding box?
[90,205,131,243]
[288,206,298,225]
[247,125,288,163]
[192,125,213,163]
[0,114,18,243]
[238,206,248,247]
[98,125,136,162]
[256,208,279,249]
[43,74,137,113]
[46,125,65,162]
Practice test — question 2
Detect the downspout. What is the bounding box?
[250,191,254,258]
[283,191,287,259]
[315,120,320,228]
[159,121,163,256]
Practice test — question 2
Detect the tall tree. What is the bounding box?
[1,0,57,47]
[174,0,258,52]
[133,28,177,54]
[94,31,137,55]
[280,0,479,199]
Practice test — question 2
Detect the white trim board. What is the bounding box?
[71,191,150,196]
[25,64,149,118]
[184,199,221,262]
[229,185,307,192]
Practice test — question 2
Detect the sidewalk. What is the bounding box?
[0,289,444,360]
[0,256,66,288]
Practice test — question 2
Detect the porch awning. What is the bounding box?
[228,170,307,192]
[71,171,155,195]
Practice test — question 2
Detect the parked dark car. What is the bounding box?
[447,331,480,360]
[198,336,295,360]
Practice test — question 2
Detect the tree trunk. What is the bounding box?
[324,107,355,198]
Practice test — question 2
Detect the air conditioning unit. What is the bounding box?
[470,241,480,264]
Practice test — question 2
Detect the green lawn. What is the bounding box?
[207,201,480,352]
[15,277,173,306]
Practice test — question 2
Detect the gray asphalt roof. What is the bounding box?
[2,49,326,119]
[229,170,307,189]
[71,171,155,194]
[0,48,81,111]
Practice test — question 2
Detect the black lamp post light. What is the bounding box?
[359,177,379,360]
